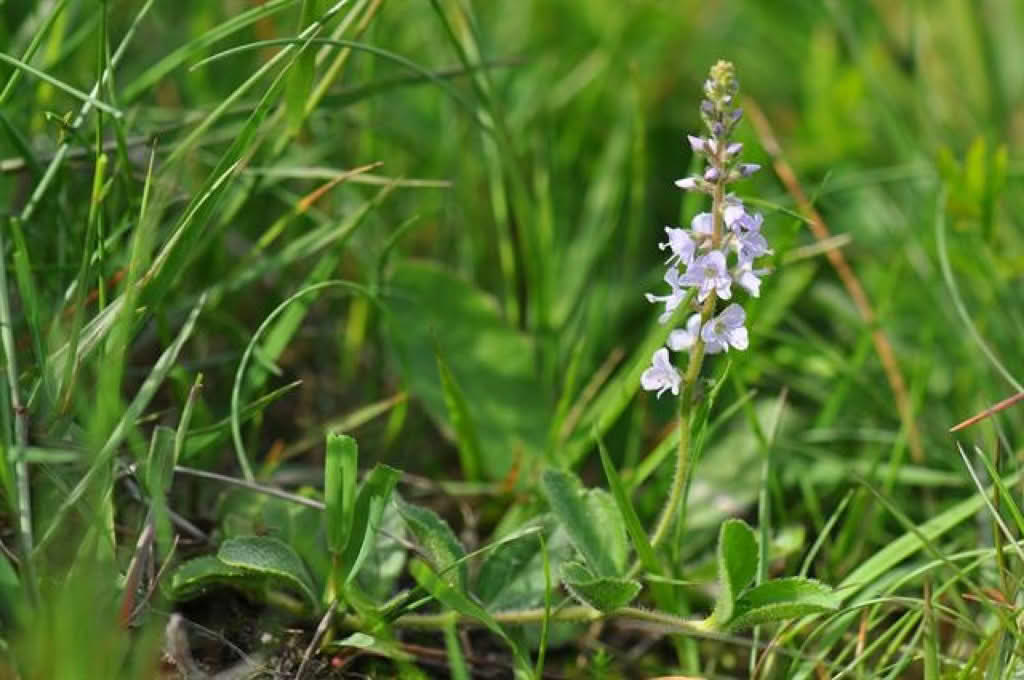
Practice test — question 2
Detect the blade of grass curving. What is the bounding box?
[35,295,207,556]
[18,0,153,224]
[191,39,481,128]
[121,0,297,102]
[594,430,660,576]
[799,491,852,578]
[231,281,373,480]
[285,0,319,135]
[0,220,35,599]
[57,153,107,411]
[935,189,1022,393]
[836,469,1021,603]
[166,0,351,168]
[0,0,70,107]
[956,444,1024,565]
[0,52,120,116]
[6,218,45,403]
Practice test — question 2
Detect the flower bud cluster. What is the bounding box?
[642,61,772,398]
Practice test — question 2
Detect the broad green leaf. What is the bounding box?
[409,558,531,677]
[169,556,251,602]
[396,496,467,591]
[325,433,358,554]
[218,536,317,608]
[559,561,640,613]
[354,499,407,602]
[584,488,630,575]
[216,487,328,586]
[475,515,573,611]
[541,468,617,578]
[725,577,837,631]
[712,519,759,625]
[386,260,547,479]
[338,464,401,586]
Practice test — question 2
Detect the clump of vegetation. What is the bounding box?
[0,1,1022,678]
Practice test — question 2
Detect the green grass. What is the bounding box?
[1,0,1023,677]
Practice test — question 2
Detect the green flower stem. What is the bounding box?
[648,148,726,551]
[341,605,712,635]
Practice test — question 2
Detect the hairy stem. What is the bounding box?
[341,605,712,636]
[648,147,726,550]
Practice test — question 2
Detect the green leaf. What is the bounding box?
[0,551,20,619]
[217,536,317,608]
[169,556,251,602]
[338,464,401,586]
[325,433,358,554]
[712,519,759,625]
[396,496,467,591]
[386,260,547,479]
[596,433,660,575]
[353,499,407,602]
[725,577,838,631]
[559,562,641,613]
[326,632,413,662]
[409,558,531,677]
[435,343,483,482]
[583,488,630,575]
[475,516,574,611]
[541,468,617,578]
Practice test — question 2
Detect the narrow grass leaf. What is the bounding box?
[35,295,207,555]
[409,558,532,678]
[435,342,483,482]
[325,433,358,554]
[595,430,660,574]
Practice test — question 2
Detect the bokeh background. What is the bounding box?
[2,0,1024,676]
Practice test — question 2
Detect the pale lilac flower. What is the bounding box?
[645,267,687,324]
[641,348,681,398]
[738,163,760,177]
[736,211,763,232]
[701,304,749,352]
[687,135,706,153]
[659,227,695,267]
[726,142,743,156]
[691,212,713,236]
[681,250,732,302]
[731,108,743,123]
[733,263,769,297]
[723,202,747,230]
[667,314,703,352]
[736,230,771,264]
[704,167,720,182]
[675,177,698,190]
